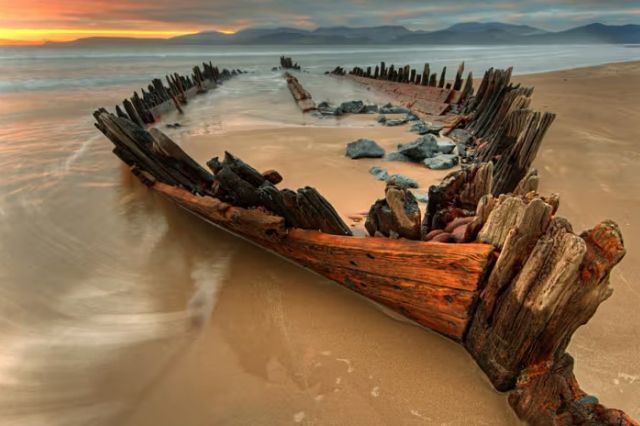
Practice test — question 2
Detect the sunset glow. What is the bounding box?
[0,28,238,45]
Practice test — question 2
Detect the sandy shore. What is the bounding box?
[119,61,640,424]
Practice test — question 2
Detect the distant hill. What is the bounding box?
[40,22,640,47]
[528,23,640,44]
[44,36,166,47]
[312,25,413,42]
[446,22,548,36]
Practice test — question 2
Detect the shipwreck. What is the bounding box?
[92,57,636,425]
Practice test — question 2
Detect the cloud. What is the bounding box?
[0,0,638,41]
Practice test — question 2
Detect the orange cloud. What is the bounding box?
[0,28,200,44]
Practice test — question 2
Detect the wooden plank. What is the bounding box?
[279,229,493,292]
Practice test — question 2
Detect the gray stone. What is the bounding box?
[437,139,457,154]
[346,139,385,159]
[449,128,473,145]
[385,118,408,127]
[363,104,379,113]
[423,154,459,170]
[386,174,418,189]
[405,112,420,121]
[369,166,388,181]
[380,103,410,114]
[427,123,444,134]
[385,151,411,162]
[412,191,429,203]
[340,100,365,114]
[397,135,438,162]
[377,114,387,123]
[409,121,430,134]
[317,101,343,116]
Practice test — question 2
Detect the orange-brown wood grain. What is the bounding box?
[154,182,494,339]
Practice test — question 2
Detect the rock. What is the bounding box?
[380,103,410,114]
[431,232,452,243]
[424,229,445,241]
[377,114,387,124]
[385,151,411,162]
[451,224,469,243]
[386,174,418,189]
[397,135,438,162]
[427,123,444,134]
[405,112,420,121]
[444,216,475,233]
[363,104,379,113]
[166,122,182,129]
[385,118,408,127]
[262,169,283,185]
[408,121,443,135]
[424,154,459,170]
[437,139,457,154]
[409,121,429,135]
[340,100,365,114]
[346,139,385,159]
[449,128,473,146]
[369,166,389,181]
[317,101,343,116]
[412,191,429,203]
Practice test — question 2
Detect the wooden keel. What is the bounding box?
[153,181,493,340]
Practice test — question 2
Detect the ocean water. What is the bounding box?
[0,44,638,425]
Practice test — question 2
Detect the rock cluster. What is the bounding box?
[317,100,378,116]
[385,134,460,170]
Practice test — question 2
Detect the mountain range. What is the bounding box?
[44,22,640,47]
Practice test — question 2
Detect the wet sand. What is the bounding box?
[515,61,640,419]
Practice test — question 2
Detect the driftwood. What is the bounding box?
[284,72,316,112]
[280,56,300,70]
[93,59,636,425]
[365,183,422,240]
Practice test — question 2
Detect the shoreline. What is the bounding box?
[509,58,640,77]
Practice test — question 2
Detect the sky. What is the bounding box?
[0,0,638,44]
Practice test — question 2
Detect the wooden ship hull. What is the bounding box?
[93,58,636,425]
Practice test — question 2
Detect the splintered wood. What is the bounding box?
[284,72,317,112]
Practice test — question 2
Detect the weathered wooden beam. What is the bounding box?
[284,72,316,112]
[421,63,430,86]
[438,66,447,88]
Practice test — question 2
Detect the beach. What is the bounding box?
[0,51,638,425]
